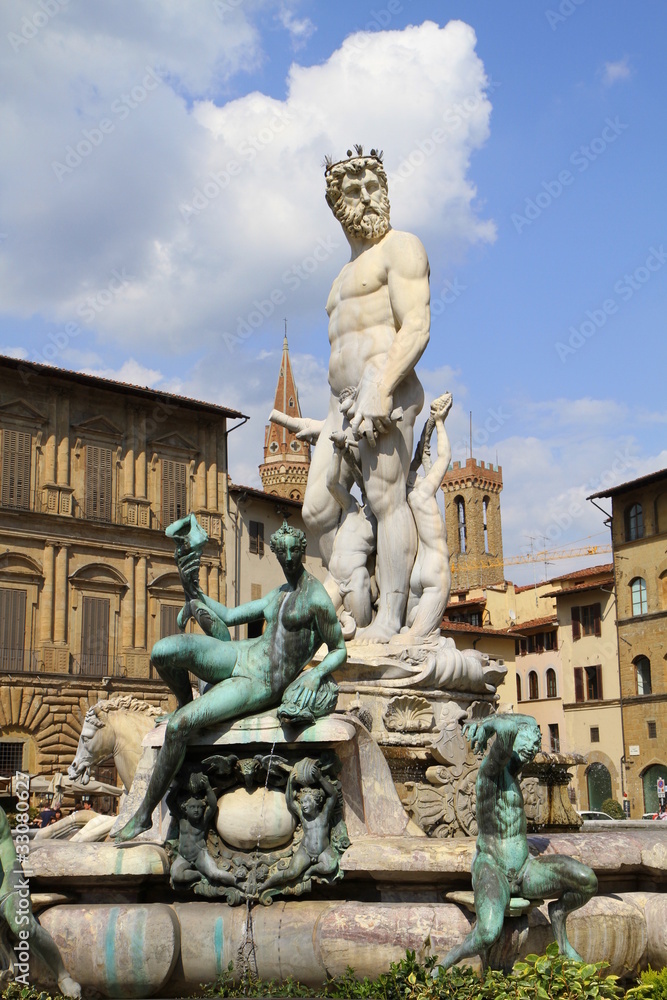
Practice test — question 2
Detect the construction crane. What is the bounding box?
[450,541,611,573]
[505,543,611,567]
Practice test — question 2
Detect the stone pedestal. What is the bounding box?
[113,711,419,845]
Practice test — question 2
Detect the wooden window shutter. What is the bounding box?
[86,444,113,520]
[593,603,602,637]
[160,604,180,638]
[574,667,584,702]
[571,606,581,641]
[1,430,31,509]
[0,588,27,671]
[162,459,187,525]
[596,664,603,700]
[249,521,264,556]
[81,596,110,673]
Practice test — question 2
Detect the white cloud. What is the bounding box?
[81,358,165,389]
[0,345,28,359]
[602,57,632,87]
[0,15,495,361]
[277,7,316,50]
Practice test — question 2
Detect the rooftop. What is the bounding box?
[0,355,247,420]
[229,482,303,509]
[440,620,519,638]
[588,468,667,499]
[543,575,614,598]
[546,563,613,585]
[508,614,558,632]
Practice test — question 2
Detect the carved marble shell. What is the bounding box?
[383,695,434,733]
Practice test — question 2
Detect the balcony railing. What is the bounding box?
[72,654,122,677]
[0,490,46,514]
[0,648,37,673]
[71,499,164,529]
[0,491,166,530]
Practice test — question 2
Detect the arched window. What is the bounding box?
[586,762,612,811]
[642,763,667,815]
[516,674,522,702]
[630,577,648,616]
[546,668,557,698]
[635,656,652,696]
[528,671,539,700]
[625,503,644,541]
[455,496,467,553]
[482,496,490,554]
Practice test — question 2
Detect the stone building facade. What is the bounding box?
[589,469,667,816]
[227,483,326,640]
[0,355,244,784]
[542,565,624,812]
[511,612,565,755]
[441,458,504,591]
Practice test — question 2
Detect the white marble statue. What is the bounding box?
[325,430,377,639]
[401,391,453,640]
[302,146,430,643]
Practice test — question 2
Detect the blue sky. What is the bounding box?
[1,1,665,583]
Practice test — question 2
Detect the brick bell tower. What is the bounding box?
[259,334,311,501]
[441,457,504,591]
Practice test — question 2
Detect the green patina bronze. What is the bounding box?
[0,805,81,996]
[116,516,346,842]
[434,714,598,973]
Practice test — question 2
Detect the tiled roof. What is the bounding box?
[440,620,519,638]
[546,563,613,585]
[445,596,487,610]
[0,354,247,420]
[588,468,667,499]
[229,483,303,508]
[508,614,558,632]
[543,576,614,598]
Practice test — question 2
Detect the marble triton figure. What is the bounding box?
[115,516,346,842]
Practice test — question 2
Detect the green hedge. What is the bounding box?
[198,945,648,1000]
[3,948,665,999]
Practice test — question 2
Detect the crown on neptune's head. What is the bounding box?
[324,144,384,176]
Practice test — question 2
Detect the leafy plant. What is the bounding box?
[1,984,56,1000]
[510,943,622,998]
[199,945,631,1000]
[601,797,626,819]
[626,966,667,999]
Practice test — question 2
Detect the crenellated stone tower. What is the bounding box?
[259,335,311,501]
[441,457,504,591]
